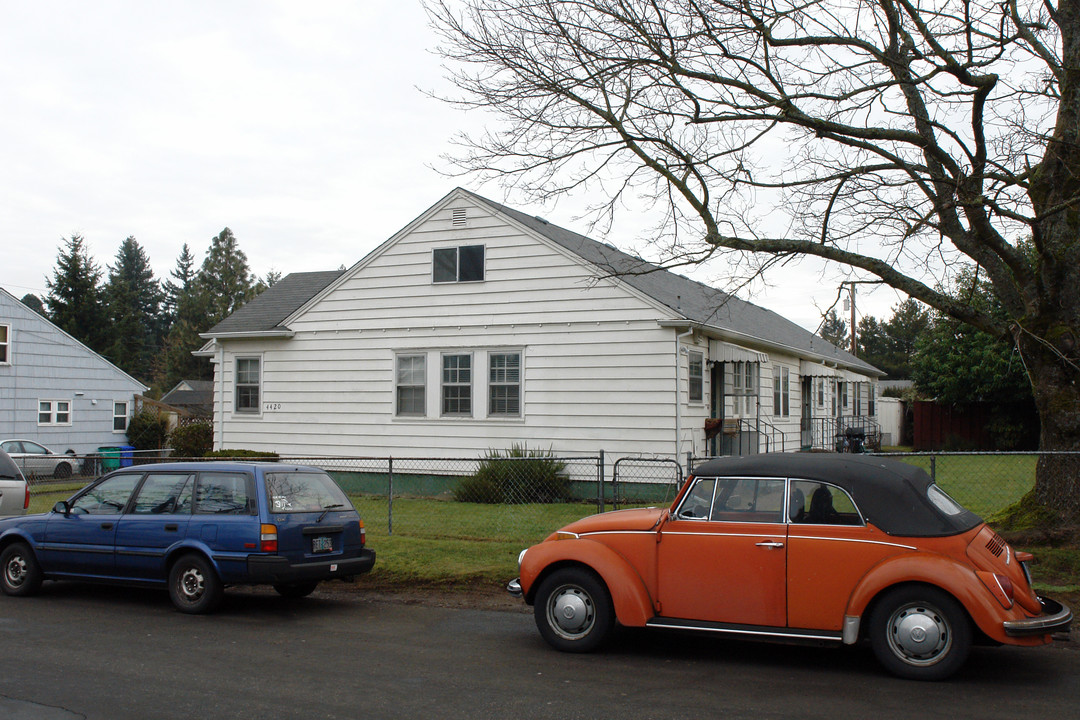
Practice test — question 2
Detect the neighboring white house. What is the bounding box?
[201,188,882,461]
[0,287,148,454]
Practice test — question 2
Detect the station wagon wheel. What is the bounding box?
[0,542,44,597]
[168,554,223,614]
[534,567,614,653]
[869,586,972,681]
[273,581,319,599]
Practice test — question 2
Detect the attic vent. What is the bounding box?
[452,208,468,226]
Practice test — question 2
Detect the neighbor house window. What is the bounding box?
[433,245,485,283]
[688,351,704,404]
[38,400,71,426]
[0,324,9,364]
[441,353,472,416]
[396,354,427,416]
[235,357,261,414]
[772,367,790,417]
[489,352,521,416]
[113,401,129,432]
[817,378,826,408]
[854,383,863,416]
[868,385,876,416]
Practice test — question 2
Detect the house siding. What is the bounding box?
[212,198,683,458]
[0,289,148,453]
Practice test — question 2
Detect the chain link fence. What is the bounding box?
[21,450,1073,550]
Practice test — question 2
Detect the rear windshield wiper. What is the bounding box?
[318,503,344,522]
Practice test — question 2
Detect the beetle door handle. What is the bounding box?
[755,541,784,549]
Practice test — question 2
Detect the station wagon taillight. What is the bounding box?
[260,524,278,553]
[359,520,365,547]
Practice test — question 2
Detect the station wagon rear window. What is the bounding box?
[265,471,353,514]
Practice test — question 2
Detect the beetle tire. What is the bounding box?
[868,585,972,680]
[1,542,44,597]
[534,567,615,653]
[168,553,223,614]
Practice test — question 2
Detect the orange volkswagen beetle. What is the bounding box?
[508,454,1072,680]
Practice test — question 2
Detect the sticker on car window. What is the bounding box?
[272,495,292,511]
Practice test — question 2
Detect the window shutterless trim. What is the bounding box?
[234,356,262,415]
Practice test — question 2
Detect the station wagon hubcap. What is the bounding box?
[547,585,595,639]
[886,601,951,665]
[4,554,27,587]
[178,567,205,601]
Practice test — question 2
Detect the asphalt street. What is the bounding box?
[1,582,1076,720]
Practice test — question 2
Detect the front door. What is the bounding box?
[41,473,142,577]
[657,475,787,626]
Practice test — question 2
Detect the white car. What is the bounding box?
[0,440,76,479]
[0,448,30,516]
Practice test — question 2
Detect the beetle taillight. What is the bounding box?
[260,524,278,552]
[978,570,1015,609]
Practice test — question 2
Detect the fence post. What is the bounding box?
[388,456,394,536]
[597,450,605,515]
[930,454,936,484]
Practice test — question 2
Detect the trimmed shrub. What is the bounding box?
[125,409,170,450]
[167,420,214,458]
[454,444,570,504]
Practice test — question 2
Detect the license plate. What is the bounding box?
[312,536,334,553]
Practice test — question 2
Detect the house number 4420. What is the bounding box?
[264,403,282,411]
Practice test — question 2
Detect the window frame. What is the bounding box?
[113,401,129,433]
[488,351,522,417]
[395,353,427,417]
[772,367,790,417]
[432,244,486,284]
[0,323,9,364]
[688,350,704,404]
[234,356,262,415]
[37,399,72,426]
[440,352,473,417]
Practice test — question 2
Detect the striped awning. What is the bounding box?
[799,360,842,378]
[710,340,769,364]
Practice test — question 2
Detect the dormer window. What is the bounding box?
[433,245,485,283]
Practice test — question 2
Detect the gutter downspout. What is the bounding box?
[218,343,225,451]
[675,327,694,469]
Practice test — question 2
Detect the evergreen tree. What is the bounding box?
[161,243,196,331]
[105,236,163,381]
[197,227,256,325]
[855,299,932,378]
[19,294,46,315]
[818,309,848,350]
[45,235,108,352]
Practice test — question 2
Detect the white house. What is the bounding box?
[0,287,148,454]
[201,189,882,461]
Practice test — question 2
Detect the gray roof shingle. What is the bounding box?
[205,270,345,335]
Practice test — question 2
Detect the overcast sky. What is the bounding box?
[0,0,906,334]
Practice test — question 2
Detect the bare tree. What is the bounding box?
[428,0,1080,520]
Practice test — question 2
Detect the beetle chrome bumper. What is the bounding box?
[1003,597,1073,637]
[506,577,522,598]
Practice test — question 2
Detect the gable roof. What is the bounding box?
[202,189,878,375]
[461,191,878,375]
[204,270,345,337]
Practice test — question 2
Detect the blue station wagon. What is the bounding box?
[0,462,376,613]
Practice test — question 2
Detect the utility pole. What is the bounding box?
[840,281,881,356]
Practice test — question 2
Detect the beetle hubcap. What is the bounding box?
[548,586,595,638]
[887,602,950,665]
[5,555,27,586]
[179,567,205,600]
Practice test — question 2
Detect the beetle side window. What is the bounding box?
[676,478,716,519]
[711,478,785,522]
[194,473,255,515]
[70,474,141,515]
[789,481,862,525]
[130,474,194,514]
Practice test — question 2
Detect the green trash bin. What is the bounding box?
[98,446,121,471]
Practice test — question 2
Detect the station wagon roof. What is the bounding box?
[691,454,982,537]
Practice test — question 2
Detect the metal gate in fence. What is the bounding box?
[611,457,684,510]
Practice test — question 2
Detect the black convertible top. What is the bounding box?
[691,454,983,537]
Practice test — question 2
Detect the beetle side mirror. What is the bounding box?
[53,501,71,516]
